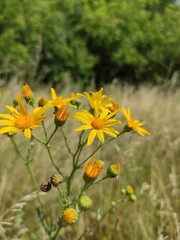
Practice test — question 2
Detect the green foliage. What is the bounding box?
[0,0,180,87]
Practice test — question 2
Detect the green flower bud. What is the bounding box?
[38,97,48,107]
[78,196,92,211]
[71,99,81,108]
[126,185,134,194]
[106,163,120,178]
[121,188,126,194]
[111,201,116,207]
[13,98,18,107]
[130,194,137,201]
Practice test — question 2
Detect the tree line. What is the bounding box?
[0,0,180,89]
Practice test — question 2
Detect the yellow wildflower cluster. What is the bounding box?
[0,84,150,141]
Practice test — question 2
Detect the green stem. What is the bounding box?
[9,136,44,209]
[45,144,64,177]
[66,131,85,196]
[77,206,113,240]
[93,175,109,184]
[52,222,62,240]
[33,127,62,176]
[46,126,58,145]
[42,121,48,140]
[60,127,73,156]
[67,166,78,196]
[78,131,126,168]
[73,131,84,163]
[57,186,64,198]
[78,182,89,198]
[78,176,109,199]
[78,143,102,168]
[26,163,44,207]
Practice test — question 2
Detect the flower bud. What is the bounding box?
[13,98,18,107]
[124,125,132,133]
[109,201,116,213]
[54,106,69,127]
[109,101,119,112]
[130,194,137,201]
[70,92,82,109]
[50,173,63,187]
[71,99,81,108]
[40,181,52,192]
[121,188,126,194]
[106,163,120,178]
[126,185,134,194]
[22,83,34,106]
[38,97,48,107]
[83,158,104,182]
[78,196,92,211]
[62,208,78,224]
[111,201,116,207]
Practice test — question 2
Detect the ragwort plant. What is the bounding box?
[0,84,150,239]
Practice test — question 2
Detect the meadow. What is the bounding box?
[0,79,179,240]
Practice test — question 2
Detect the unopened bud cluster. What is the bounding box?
[40,173,63,192]
[121,185,137,201]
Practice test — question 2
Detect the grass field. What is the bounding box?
[0,79,179,240]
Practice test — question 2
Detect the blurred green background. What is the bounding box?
[0,0,180,89]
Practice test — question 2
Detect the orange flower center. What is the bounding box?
[91,118,104,130]
[15,115,33,129]
[128,119,137,129]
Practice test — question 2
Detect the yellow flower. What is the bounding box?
[84,88,112,111]
[84,158,104,180]
[121,107,150,136]
[62,208,78,224]
[73,108,121,146]
[49,88,74,108]
[0,97,48,138]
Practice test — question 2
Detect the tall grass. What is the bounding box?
[0,79,179,240]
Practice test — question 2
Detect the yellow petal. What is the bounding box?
[0,120,14,126]
[0,114,15,121]
[97,130,105,143]
[105,119,121,127]
[17,97,27,115]
[103,128,119,138]
[51,88,57,100]
[6,106,20,117]
[24,128,31,138]
[75,125,92,131]
[0,126,18,134]
[87,129,97,146]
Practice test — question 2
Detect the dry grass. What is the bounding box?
[0,79,179,240]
